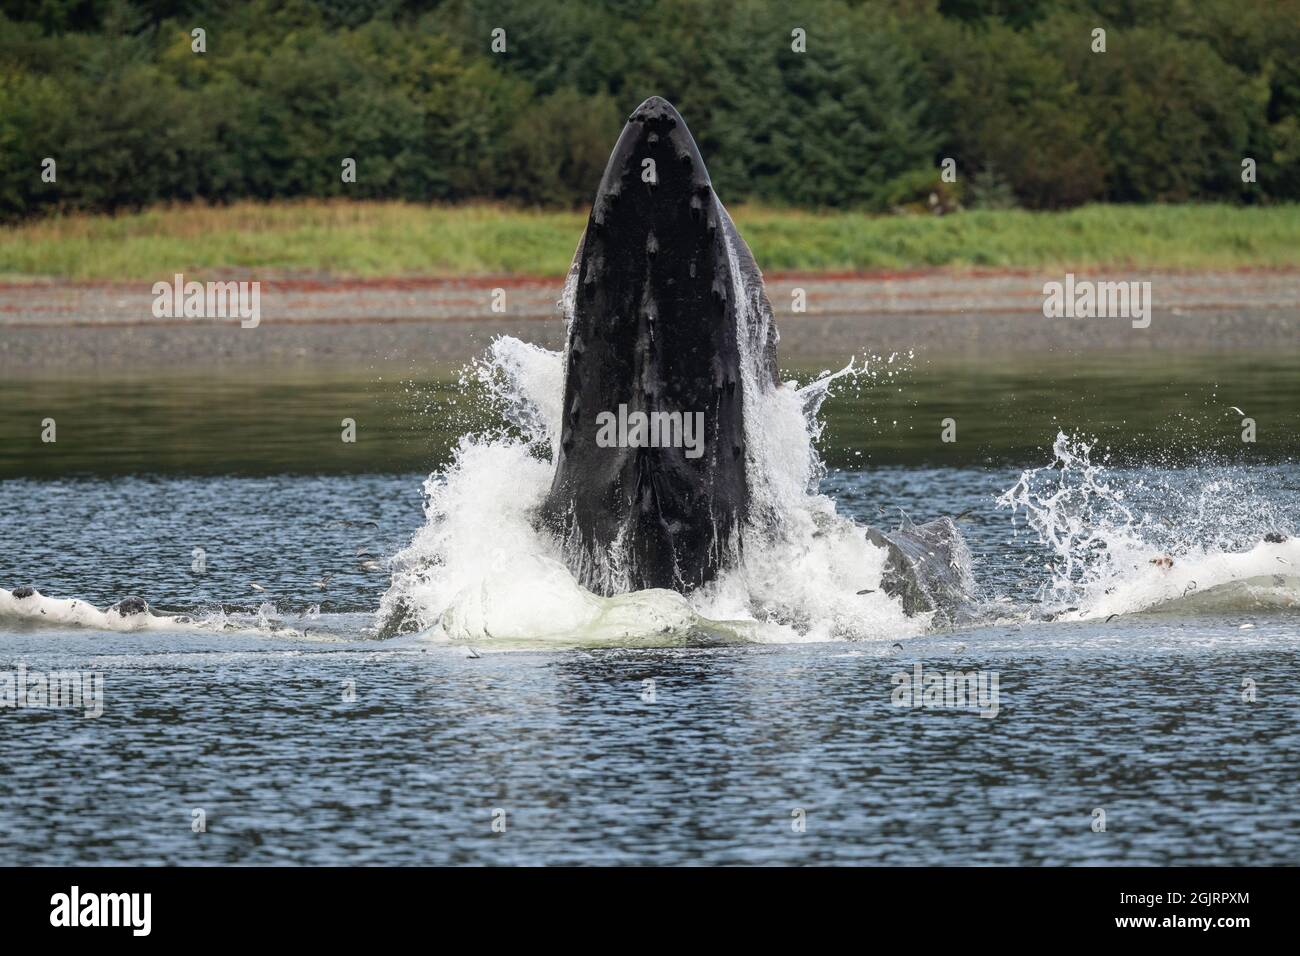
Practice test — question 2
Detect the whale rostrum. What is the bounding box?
[540,96,777,594]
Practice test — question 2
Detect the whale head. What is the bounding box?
[542,96,778,595]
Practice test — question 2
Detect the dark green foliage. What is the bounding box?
[966,165,1017,210]
[0,0,1295,220]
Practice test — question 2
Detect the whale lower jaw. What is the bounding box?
[547,498,743,597]
[867,517,978,624]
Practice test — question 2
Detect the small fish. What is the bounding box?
[952,643,966,654]
[1228,406,1246,417]
[856,588,875,595]
[1277,556,1292,566]
[358,559,382,572]
[1105,613,1118,623]
[313,574,334,590]
[890,642,903,652]
[249,582,266,593]
[1239,623,1255,630]
[465,646,481,659]
[355,546,371,557]
[1183,580,1197,596]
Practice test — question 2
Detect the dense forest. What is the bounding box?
[0,0,1297,220]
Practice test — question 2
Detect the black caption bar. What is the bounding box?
[0,866,1278,942]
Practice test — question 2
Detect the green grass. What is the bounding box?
[1,200,1297,281]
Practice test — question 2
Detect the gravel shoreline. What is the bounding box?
[2,268,1297,372]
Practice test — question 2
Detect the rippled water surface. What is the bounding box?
[2,466,1297,865]
[2,626,1297,866]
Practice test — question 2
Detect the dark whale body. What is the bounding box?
[541,96,777,594]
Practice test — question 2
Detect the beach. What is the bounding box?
[3,267,1298,372]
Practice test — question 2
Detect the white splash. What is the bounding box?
[0,587,196,632]
[997,432,1300,620]
[0,587,344,639]
[379,217,920,645]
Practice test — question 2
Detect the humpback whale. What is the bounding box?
[372,95,976,638]
[539,95,974,619]
[540,95,776,595]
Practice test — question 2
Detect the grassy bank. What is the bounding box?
[1,200,1297,281]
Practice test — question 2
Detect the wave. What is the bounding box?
[0,588,191,632]
[0,587,353,639]
[997,432,1299,621]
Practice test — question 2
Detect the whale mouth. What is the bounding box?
[542,96,758,595]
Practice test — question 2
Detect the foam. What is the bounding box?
[997,432,1300,620]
